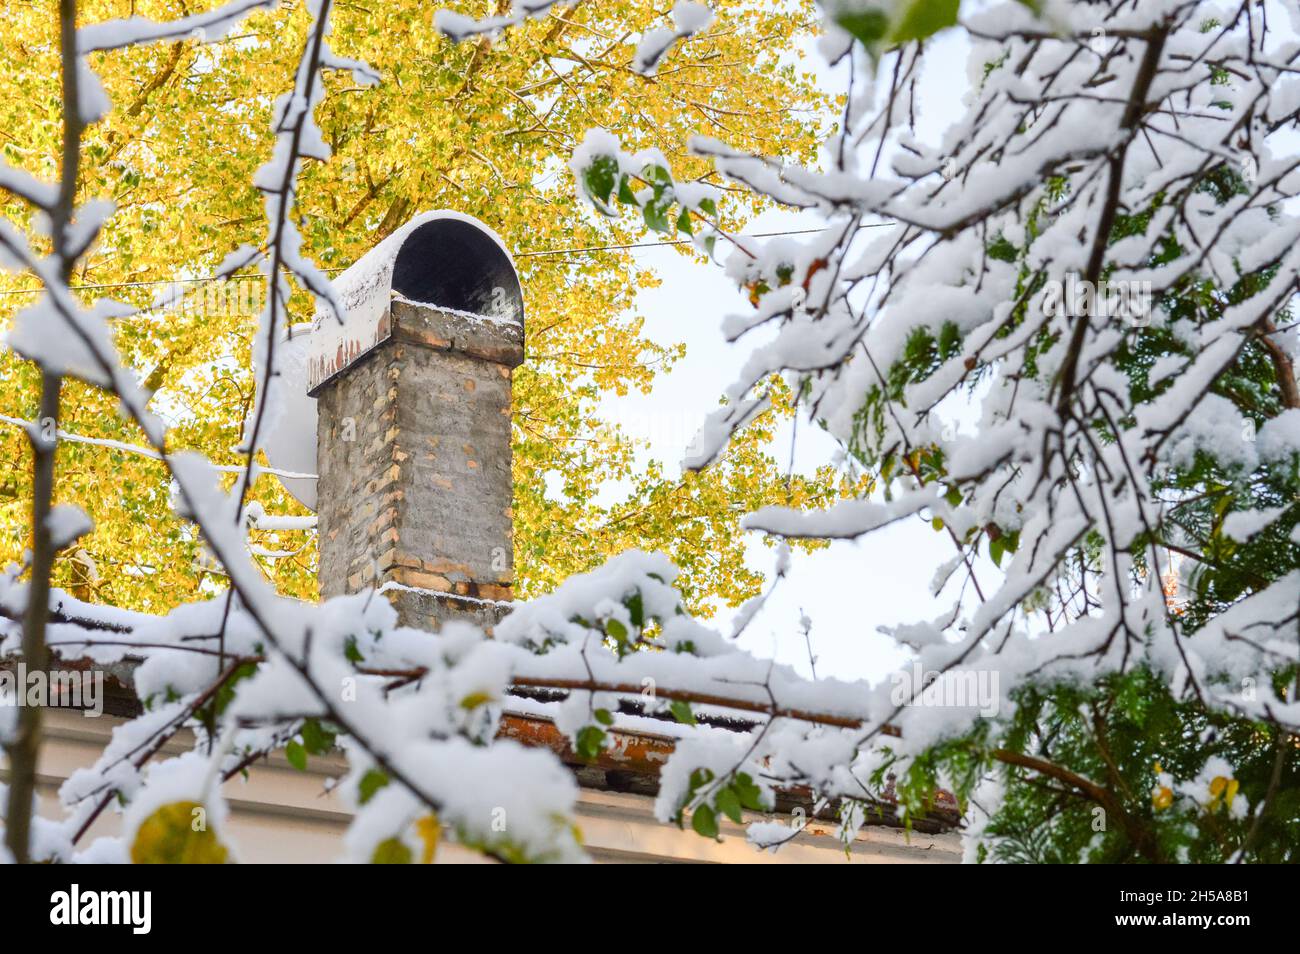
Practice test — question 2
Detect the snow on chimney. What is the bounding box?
[308,212,524,630]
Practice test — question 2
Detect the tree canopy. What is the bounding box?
[0,0,842,616]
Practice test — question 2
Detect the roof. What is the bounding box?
[1,586,961,834]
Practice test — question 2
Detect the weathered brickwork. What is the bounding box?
[316,299,523,631]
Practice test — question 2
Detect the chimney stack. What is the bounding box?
[308,213,524,630]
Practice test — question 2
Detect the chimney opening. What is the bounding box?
[391,217,523,323]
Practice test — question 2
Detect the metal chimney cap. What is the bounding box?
[307,211,523,395]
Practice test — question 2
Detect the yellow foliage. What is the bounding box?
[415,813,440,864]
[1207,775,1239,811]
[0,0,845,617]
[130,800,229,864]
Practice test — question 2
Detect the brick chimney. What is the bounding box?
[308,212,523,630]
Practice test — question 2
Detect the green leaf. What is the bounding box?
[643,196,672,234]
[582,154,619,205]
[734,772,766,811]
[371,837,412,864]
[617,174,638,205]
[285,740,307,772]
[300,718,335,755]
[686,769,717,790]
[668,699,696,725]
[625,591,645,629]
[344,635,364,664]
[715,786,743,824]
[889,0,960,45]
[575,725,607,761]
[677,207,693,236]
[697,197,717,217]
[835,8,889,49]
[594,707,614,726]
[212,661,257,717]
[989,535,1006,567]
[641,163,673,187]
[690,803,720,839]
[987,234,1019,262]
[358,768,389,805]
[605,618,628,642]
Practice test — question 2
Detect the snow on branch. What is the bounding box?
[434,0,579,42]
[77,0,278,53]
[631,2,713,75]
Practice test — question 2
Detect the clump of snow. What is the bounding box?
[46,505,93,549]
[632,2,713,75]
[1222,506,1287,543]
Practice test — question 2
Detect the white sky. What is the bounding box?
[598,27,980,682]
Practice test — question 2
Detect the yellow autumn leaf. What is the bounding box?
[416,813,440,864]
[459,691,494,710]
[130,800,229,864]
[1208,775,1239,810]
